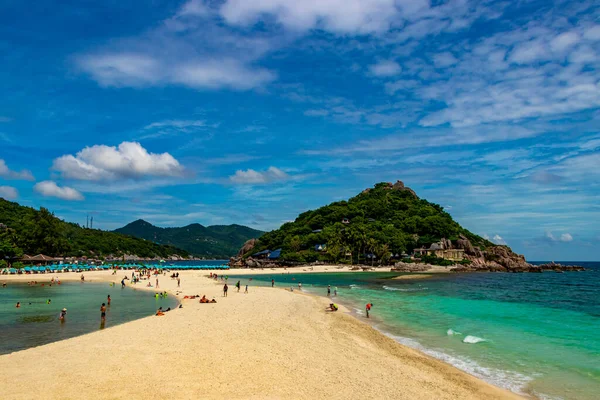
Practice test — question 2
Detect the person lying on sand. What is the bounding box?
[156,307,164,316]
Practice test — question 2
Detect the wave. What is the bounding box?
[463,335,487,344]
[382,285,427,292]
[447,329,461,336]
[379,330,532,395]
[349,284,360,290]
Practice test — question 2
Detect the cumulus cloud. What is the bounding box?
[229,167,289,184]
[34,181,84,201]
[52,141,184,181]
[0,186,18,200]
[546,232,574,242]
[0,159,34,181]
[368,60,402,77]
[433,52,458,68]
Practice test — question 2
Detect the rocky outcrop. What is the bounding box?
[237,239,259,257]
[391,180,418,199]
[392,262,455,272]
[538,262,585,272]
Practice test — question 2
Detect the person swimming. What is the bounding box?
[16,302,20,308]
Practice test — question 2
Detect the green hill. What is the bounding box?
[248,181,496,264]
[114,220,264,259]
[0,198,189,264]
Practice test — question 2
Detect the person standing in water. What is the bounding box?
[327,285,331,297]
[334,287,338,297]
[107,295,111,306]
[271,279,275,288]
[100,303,107,322]
[223,283,228,297]
[236,281,241,292]
[298,282,302,291]
[121,278,126,288]
[59,308,67,322]
[366,303,373,318]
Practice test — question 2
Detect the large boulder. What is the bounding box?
[391,180,418,198]
[237,238,259,257]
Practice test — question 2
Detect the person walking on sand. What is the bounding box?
[223,283,228,297]
[121,278,126,288]
[156,278,159,289]
[245,284,248,294]
[236,281,241,293]
[177,277,180,288]
[327,285,331,297]
[81,274,85,282]
[271,279,275,288]
[100,303,107,322]
[366,303,373,318]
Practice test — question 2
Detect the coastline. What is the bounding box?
[0,270,521,399]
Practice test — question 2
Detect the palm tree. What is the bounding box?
[367,238,378,266]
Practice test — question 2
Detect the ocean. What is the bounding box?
[0,281,178,355]
[230,262,600,400]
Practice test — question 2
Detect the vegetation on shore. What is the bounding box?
[114,219,264,259]
[0,199,188,266]
[246,182,494,265]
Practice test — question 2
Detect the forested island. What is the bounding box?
[0,199,188,266]
[232,181,581,272]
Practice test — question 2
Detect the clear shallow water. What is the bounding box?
[231,263,600,400]
[0,282,177,354]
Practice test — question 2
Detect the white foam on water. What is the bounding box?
[532,391,565,400]
[376,329,533,395]
[349,284,360,290]
[382,285,427,292]
[447,329,461,336]
[463,335,487,344]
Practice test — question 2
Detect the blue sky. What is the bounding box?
[1,0,599,261]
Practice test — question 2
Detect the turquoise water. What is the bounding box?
[231,263,600,400]
[0,282,177,354]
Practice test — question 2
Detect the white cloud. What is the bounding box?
[546,231,574,242]
[52,141,184,181]
[220,0,400,34]
[583,25,600,41]
[229,166,289,184]
[560,233,573,242]
[34,181,84,201]
[79,55,275,91]
[549,31,580,53]
[492,234,507,245]
[144,120,207,130]
[0,159,35,181]
[433,52,458,68]
[509,40,548,64]
[368,60,402,77]
[0,186,18,200]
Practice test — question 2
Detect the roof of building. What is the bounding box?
[268,248,281,259]
[252,249,271,256]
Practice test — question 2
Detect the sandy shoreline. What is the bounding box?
[0,270,521,399]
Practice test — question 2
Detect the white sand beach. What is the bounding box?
[0,270,521,400]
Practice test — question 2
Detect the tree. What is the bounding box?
[367,238,378,266]
[377,243,390,265]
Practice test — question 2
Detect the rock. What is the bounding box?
[237,238,259,257]
[245,257,258,268]
[391,180,418,198]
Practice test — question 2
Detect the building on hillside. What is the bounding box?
[268,249,281,260]
[314,244,327,252]
[413,242,464,261]
[252,249,271,259]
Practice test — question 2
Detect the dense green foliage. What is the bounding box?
[114,219,264,258]
[0,199,188,263]
[251,183,494,264]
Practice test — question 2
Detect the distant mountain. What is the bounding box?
[114,220,264,258]
[0,199,189,261]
